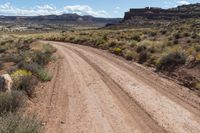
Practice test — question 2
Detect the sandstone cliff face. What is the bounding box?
[123,3,200,22]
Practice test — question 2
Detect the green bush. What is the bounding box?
[157,51,186,70]
[0,91,25,113]
[36,68,52,82]
[0,113,42,133]
[113,47,122,55]
[123,50,137,60]
[11,69,32,82]
[18,62,52,82]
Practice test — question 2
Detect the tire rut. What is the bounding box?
[62,43,200,116]
[42,41,200,133]
[69,47,167,133]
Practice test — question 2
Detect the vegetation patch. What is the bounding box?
[123,50,137,60]
[36,68,52,82]
[0,113,42,133]
[0,36,56,133]
[22,18,200,91]
[156,51,186,71]
[113,47,122,55]
[0,91,25,114]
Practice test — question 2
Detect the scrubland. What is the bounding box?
[29,19,200,91]
[0,35,56,132]
[1,18,200,132]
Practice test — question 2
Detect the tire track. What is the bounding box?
[58,42,200,116]
[74,43,200,113]
[40,41,200,133]
[69,47,167,133]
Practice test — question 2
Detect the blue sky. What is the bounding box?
[0,0,199,17]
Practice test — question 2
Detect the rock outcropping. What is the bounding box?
[124,3,200,21]
[0,74,13,92]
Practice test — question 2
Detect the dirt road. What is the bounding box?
[36,41,200,133]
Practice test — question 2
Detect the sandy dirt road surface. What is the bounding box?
[34,41,200,133]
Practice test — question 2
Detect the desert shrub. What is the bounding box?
[93,37,106,47]
[138,50,149,64]
[0,46,6,53]
[191,33,198,39]
[160,30,167,35]
[148,31,157,37]
[19,38,35,45]
[0,62,3,69]
[113,47,122,55]
[173,38,179,44]
[0,54,23,63]
[129,40,137,47]
[187,39,191,43]
[136,45,147,53]
[43,44,57,54]
[17,43,30,51]
[131,34,141,42]
[0,91,25,113]
[195,82,200,90]
[123,50,137,60]
[18,62,40,74]
[13,76,38,98]
[11,69,38,97]
[36,68,52,82]
[18,62,52,82]
[107,40,117,48]
[174,32,181,39]
[157,51,186,70]
[195,45,200,52]
[0,113,42,133]
[183,32,190,37]
[34,51,52,66]
[196,53,200,62]
[11,69,32,82]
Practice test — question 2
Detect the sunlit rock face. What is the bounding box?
[124,3,200,21]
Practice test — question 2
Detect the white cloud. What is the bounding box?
[0,3,109,17]
[64,5,109,17]
[0,2,62,16]
[164,0,190,8]
[177,0,190,5]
